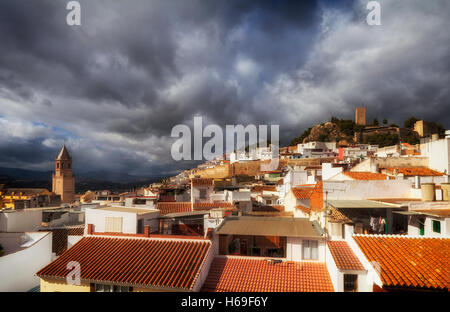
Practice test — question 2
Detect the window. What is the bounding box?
[199,189,207,199]
[105,216,123,233]
[432,220,441,233]
[344,274,358,292]
[94,284,130,292]
[57,163,59,169]
[137,219,144,234]
[419,218,425,236]
[302,240,318,260]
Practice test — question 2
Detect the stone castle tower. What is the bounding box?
[355,107,366,126]
[52,145,75,203]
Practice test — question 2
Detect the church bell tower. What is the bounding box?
[52,145,75,203]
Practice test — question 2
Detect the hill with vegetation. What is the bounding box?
[290,116,443,148]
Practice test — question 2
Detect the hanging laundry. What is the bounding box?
[379,218,386,234]
[370,217,378,232]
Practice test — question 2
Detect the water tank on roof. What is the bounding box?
[370,163,379,173]
[441,183,450,201]
[421,183,435,202]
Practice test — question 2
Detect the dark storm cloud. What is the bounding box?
[0,0,449,177]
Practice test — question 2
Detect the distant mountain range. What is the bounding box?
[0,167,166,193]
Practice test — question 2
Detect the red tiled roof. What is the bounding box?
[329,208,352,223]
[343,172,387,180]
[382,167,444,177]
[156,202,234,215]
[36,236,211,290]
[202,257,334,292]
[353,235,450,290]
[193,202,234,210]
[251,185,277,193]
[327,241,365,271]
[191,178,214,187]
[158,195,176,202]
[292,187,314,199]
[295,205,310,214]
[157,202,192,215]
[292,182,323,212]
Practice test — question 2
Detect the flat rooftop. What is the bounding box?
[328,200,401,209]
[215,216,323,237]
[96,206,158,215]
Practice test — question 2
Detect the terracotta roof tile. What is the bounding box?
[202,257,334,292]
[329,207,352,223]
[193,202,234,210]
[191,178,214,187]
[158,195,176,202]
[327,241,365,271]
[292,187,315,199]
[295,205,310,214]
[251,185,277,193]
[156,202,235,215]
[36,236,211,290]
[382,167,444,177]
[343,172,387,180]
[157,202,192,215]
[353,235,449,290]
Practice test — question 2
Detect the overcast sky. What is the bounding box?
[0,0,449,177]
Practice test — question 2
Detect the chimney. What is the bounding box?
[87,224,94,235]
[144,226,150,237]
[421,183,436,202]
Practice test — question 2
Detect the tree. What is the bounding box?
[382,119,388,125]
[372,118,379,126]
[290,127,312,145]
[404,117,419,129]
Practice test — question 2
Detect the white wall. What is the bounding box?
[86,208,161,234]
[230,190,251,202]
[68,235,83,250]
[85,208,137,234]
[286,237,302,261]
[325,245,341,292]
[0,210,42,232]
[421,137,450,175]
[322,163,343,181]
[286,237,326,262]
[408,216,449,238]
[346,236,383,292]
[323,180,412,200]
[0,232,52,291]
[193,238,217,292]
[191,185,214,203]
[325,242,368,292]
[351,157,430,172]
